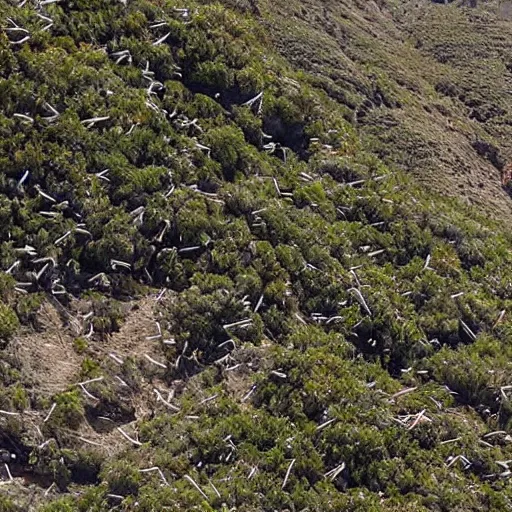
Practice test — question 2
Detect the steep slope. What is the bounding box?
[258,0,512,219]
[1,0,512,511]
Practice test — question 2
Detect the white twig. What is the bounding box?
[316,418,336,431]
[408,409,427,430]
[324,462,345,480]
[348,287,372,316]
[493,310,506,328]
[140,466,169,486]
[483,431,507,439]
[109,353,124,364]
[43,403,56,423]
[44,482,55,496]
[9,35,30,45]
[152,32,170,46]
[199,394,218,405]
[115,376,129,387]
[76,377,104,386]
[195,142,211,157]
[390,387,417,400]
[39,211,59,218]
[254,294,264,313]
[17,170,29,188]
[35,185,56,203]
[282,459,296,489]
[154,389,180,411]
[106,493,123,500]
[6,261,20,274]
[242,92,263,114]
[81,116,110,128]
[144,354,167,369]
[4,464,13,481]
[14,244,37,255]
[440,437,461,445]
[209,480,221,498]
[184,474,208,500]
[460,320,476,341]
[149,21,167,29]
[155,288,166,301]
[117,427,142,446]
[78,436,103,447]
[79,384,99,401]
[54,230,71,245]
[368,249,386,258]
[223,318,252,329]
[111,259,131,271]
[241,385,256,402]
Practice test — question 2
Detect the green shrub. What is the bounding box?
[101,459,142,496]
[49,390,84,430]
[0,303,19,345]
[0,496,21,512]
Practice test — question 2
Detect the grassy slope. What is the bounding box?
[0,0,512,511]
[259,0,512,219]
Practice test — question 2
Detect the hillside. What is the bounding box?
[1,0,512,510]
[260,0,512,218]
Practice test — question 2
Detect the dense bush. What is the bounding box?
[1,0,512,510]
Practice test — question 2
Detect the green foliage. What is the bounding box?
[39,498,76,512]
[2,0,512,511]
[73,337,88,354]
[100,459,141,496]
[14,293,44,326]
[0,303,19,345]
[48,390,84,430]
[0,496,21,512]
[204,125,250,181]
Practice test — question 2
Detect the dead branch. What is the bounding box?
[43,403,56,423]
[81,116,110,128]
[139,466,169,486]
[144,354,167,369]
[282,458,296,489]
[117,427,142,446]
[154,389,180,411]
[390,387,417,400]
[184,474,209,500]
[316,418,337,431]
[324,462,345,480]
[348,287,372,316]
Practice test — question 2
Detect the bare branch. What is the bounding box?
[324,462,345,480]
[117,427,142,446]
[152,32,170,46]
[390,387,417,400]
[316,418,337,431]
[348,287,372,316]
[35,185,56,203]
[282,458,296,489]
[154,389,180,411]
[43,403,56,423]
[184,474,209,500]
[144,354,167,369]
[139,466,169,486]
[81,116,110,128]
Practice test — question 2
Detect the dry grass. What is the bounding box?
[259,0,512,220]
